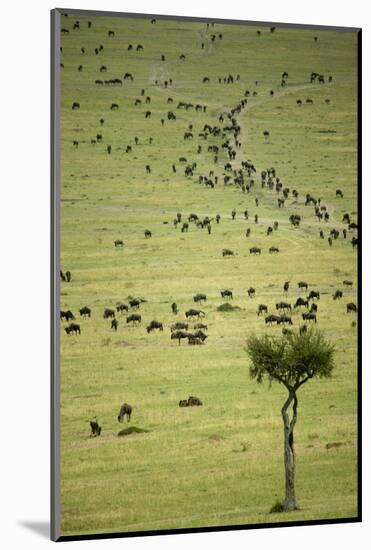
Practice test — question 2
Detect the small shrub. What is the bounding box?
[217,303,241,312]
[270,500,284,513]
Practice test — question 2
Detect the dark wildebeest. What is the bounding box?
[60,270,66,282]
[298,281,308,291]
[187,396,203,406]
[282,328,293,336]
[265,315,280,325]
[333,290,343,300]
[221,289,233,299]
[171,330,190,345]
[222,249,234,257]
[146,320,163,333]
[107,145,112,154]
[171,322,188,332]
[278,315,293,325]
[308,290,320,301]
[114,239,124,247]
[216,214,221,224]
[144,229,152,238]
[194,323,208,330]
[185,309,205,319]
[103,308,115,319]
[343,280,353,287]
[90,417,101,437]
[250,247,261,255]
[171,302,178,315]
[247,287,256,298]
[283,281,290,292]
[336,189,344,198]
[72,102,80,110]
[302,312,317,323]
[346,302,357,313]
[231,209,236,220]
[351,237,358,248]
[193,329,207,342]
[193,293,207,303]
[129,298,141,310]
[117,304,128,314]
[111,319,118,331]
[257,304,268,315]
[118,403,132,422]
[179,399,188,407]
[299,325,308,335]
[79,306,91,318]
[294,297,309,309]
[65,323,81,334]
[146,165,151,173]
[269,246,279,253]
[65,271,72,282]
[276,302,292,312]
[108,30,115,36]
[246,228,251,238]
[60,310,75,322]
[181,223,189,233]
[126,314,141,325]
[110,103,119,110]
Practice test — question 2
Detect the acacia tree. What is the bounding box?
[246,330,335,511]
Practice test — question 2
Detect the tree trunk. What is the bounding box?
[281,391,299,511]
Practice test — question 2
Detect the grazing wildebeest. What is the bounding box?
[265,315,280,325]
[171,322,188,332]
[185,309,205,319]
[171,330,190,345]
[78,65,83,72]
[116,304,128,314]
[245,228,251,237]
[181,222,189,233]
[222,249,234,257]
[107,145,112,154]
[298,281,308,291]
[343,280,353,287]
[276,302,292,312]
[100,65,107,72]
[114,239,124,247]
[129,298,141,310]
[247,287,256,298]
[108,30,114,36]
[269,246,279,254]
[328,237,333,247]
[296,99,302,106]
[179,399,188,407]
[110,103,119,110]
[194,323,208,330]
[146,320,163,333]
[346,302,357,313]
[249,247,261,255]
[282,328,293,336]
[144,229,152,238]
[333,290,343,300]
[65,271,71,282]
[60,310,75,322]
[65,323,81,334]
[126,314,141,325]
[145,110,151,118]
[299,325,308,335]
[171,302,178,315]
[294,297,309,309]
[231,209,236,220]
[319,230,324,239]
[302,312,317,323]
[90,417,101,437]
[308,290,320,301]
[193,293,207,303]
[72,102,80,110]
[351,237,358,248]
[146,165,151,173]
[257,304,268,315]
[283,281,290,292]
[72,140,79,148]
[111,319,118,331]
[310,303,318,314]
[216,214,221,224]
[103,308,115,319]
[124,72,133,80]
[221,289,233,299]
[79,306,91,318]
[118,403,132,422]
[336,189,344,198]
[100,118,104,126]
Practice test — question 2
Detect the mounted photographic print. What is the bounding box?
[51,8,361,541]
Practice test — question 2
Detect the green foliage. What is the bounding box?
[246,329,335,389]
[217,303,241,312]
[270,500,285,513]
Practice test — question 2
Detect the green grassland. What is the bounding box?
[59,13,358,536]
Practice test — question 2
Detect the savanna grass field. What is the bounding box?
[58,12,359,537]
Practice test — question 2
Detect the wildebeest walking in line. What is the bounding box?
[117,304,129,314]
[90,417,101,437]
[171,330,190,345]
[179,396,203,407]
[118,403,132,422]
[111,319,118,331]
[249,247,261,255]
[221,289,233,299]
[129,298,141,309]
[79,306,91,317]
[302,312,317,323]
[194,293,207,303]
[257,304,268,315]
[222,248,234,257]
[65,323,81,334]
[114,239,124,247]
[186,309,205,319]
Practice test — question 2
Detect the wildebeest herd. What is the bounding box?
[58,14,358,532]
